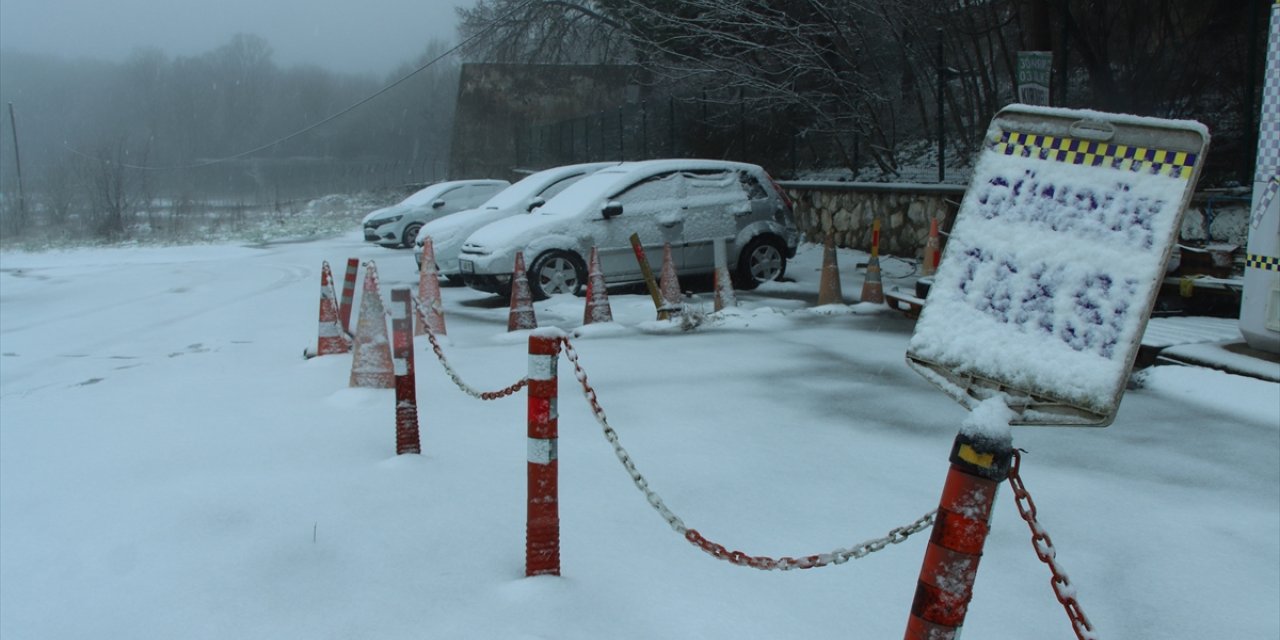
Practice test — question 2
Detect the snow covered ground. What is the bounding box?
[1,228,1277,639]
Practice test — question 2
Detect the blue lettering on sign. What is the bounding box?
[953,245,1139,360]
[975,170,1163,250]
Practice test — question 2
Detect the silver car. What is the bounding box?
[457,159,798,299]
[361,179,510,248]
[413,162,618,278]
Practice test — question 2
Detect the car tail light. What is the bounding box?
[765,173,793,212]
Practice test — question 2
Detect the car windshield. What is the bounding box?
[480,170,568,210]
[535,169,631,215]
[399,184,452,207]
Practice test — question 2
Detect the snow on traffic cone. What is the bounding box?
[416,236,447,336]
[860,219,885,304]
[349,261,395,388]
[583,247,613,325]
[658,242,683,318]
[314,260,352,356]
[816,231,844,306]
[922,217,940,277]
[508,252,538,332]
[712,237,736,312]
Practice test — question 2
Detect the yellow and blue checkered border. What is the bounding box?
[1246,253,1280,272]
[991,131,1198,180]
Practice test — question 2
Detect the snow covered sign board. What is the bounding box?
[906,105,1208,426]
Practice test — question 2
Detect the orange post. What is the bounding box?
[904,432,1013,640]
[389,288,421,455]
[526,333,561,576]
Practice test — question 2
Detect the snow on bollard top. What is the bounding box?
[960,396,1016,443]
[907,105,1209,427]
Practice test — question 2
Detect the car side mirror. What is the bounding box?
[602,201,623,219]
[527,197,546,212]
[432,199,446,209]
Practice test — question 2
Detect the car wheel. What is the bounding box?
[401,223,423,248]
[528,250,586,300]
[735,236,787,290]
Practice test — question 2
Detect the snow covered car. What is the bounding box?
[361,179,510,248]
[457,159,799,300]
[413,162,618,278]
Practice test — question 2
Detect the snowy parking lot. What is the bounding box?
[2,230,1277,639]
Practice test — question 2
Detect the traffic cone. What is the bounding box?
[417,236,447,336]
[349,261,395,388]
[314,261,352,356]
[817,231,844,305]
[712,237,736,312]
[508,251,538,331]
[860,219,885,304]
[658,242,683,318]
[583,247,613,325]
[922,217,940,277]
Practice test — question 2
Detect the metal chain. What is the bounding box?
[410,296,528,400]
[560,336,937,571]
[1008,450,1099,640]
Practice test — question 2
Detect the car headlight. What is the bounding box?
[375,215,404,225]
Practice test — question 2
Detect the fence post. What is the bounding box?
[526,332,561,576]
[903,431,1012,639]
[390,288,421,455]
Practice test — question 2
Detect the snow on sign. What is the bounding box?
[907,105,1208,426]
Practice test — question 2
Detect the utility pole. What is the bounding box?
[7,102,28,226]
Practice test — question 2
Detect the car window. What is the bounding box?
[738,172,769,200]
[537,174,587,202]
[614,171,683,205]
[683,170,745,208]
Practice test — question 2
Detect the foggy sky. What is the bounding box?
[0,0,466,76]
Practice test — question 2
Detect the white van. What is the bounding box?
[457,159,798,299]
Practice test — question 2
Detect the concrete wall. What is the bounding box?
[449,63,646,181]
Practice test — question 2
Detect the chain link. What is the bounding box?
[410,297,528,400]
[1008,450,1099,640]
[561,335,936,571]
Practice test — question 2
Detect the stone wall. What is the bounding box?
[781,182,965,261]
[783,182,1252,261]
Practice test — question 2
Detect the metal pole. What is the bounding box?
[936,29,946,184]
[618,107,625,161]
[7,102,28,225]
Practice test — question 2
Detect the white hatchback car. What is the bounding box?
[362,179,510,248]
[413,162,618,279]
[457,159,798,299]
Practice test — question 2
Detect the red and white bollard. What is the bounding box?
[389,288,421,455]
[339,257,359,333]
[904,431,1013,640]
[526,331,561,576]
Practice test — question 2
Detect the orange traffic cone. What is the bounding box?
[712,237,737,312]
[508,251,538,331]
[860,219,885,304]
[315,261,352,356]
[817,232,844,305]
[349,261,395,388]
[583,247,613,325]
[417,236,447,336]
[922,217,940,277]
[658,242,682,318]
